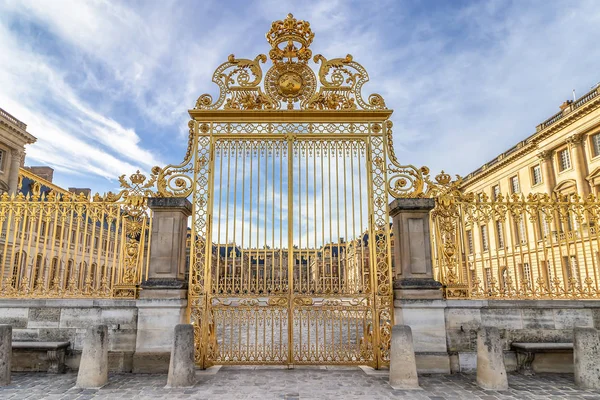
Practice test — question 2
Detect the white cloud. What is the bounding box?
[0,20,160,180]
[1,0,599,195]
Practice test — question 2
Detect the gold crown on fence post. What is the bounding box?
[129,170,147,185]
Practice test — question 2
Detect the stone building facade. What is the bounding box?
[0,108,36,194]
[443,84,600,297]
[460,85,600,197]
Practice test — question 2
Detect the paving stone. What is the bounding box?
[0,370,598,399]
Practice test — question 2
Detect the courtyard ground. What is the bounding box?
[0,366,599,399]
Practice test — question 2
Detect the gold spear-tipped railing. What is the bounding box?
[0,170,155,299]
[430,186,600,299]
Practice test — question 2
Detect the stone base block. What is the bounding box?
[133,352,171,373]
[533,352,573,373]
[394,279,443,300]
[109,351,134,372]
[415,352,451,374]
[12,349,52,372]
[65,351,134,373]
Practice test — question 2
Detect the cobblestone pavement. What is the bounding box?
[1,367,600,400]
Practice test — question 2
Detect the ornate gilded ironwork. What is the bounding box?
[188,13,386,113]
[0,170,153,299]
[431,184,600,300]
[152,13,402,368]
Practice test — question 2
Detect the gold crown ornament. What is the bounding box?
[266,13,314,63]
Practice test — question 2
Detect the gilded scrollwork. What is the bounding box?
[195,54,277,111]
[191,14,386,112]
[307,54,386,111]
[152,121,195,198]
[385,120,462,199]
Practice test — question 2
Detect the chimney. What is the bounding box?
[69,188,91,197]
[559,100,572,111]
[25,166,54,183]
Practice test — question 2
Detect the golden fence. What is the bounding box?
[0,171,154,299]
[431,190,600,299]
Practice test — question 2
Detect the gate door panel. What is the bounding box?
[210,138,290,363]
[290,139,373,364]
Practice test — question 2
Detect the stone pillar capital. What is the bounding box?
[537,149,554,161]
[10,148,22,159]
[389,198,435,217]
[147,197,192,215]
[567,133,585,147]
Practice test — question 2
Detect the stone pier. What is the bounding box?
[390,198,450,373]
[133,197,191,373]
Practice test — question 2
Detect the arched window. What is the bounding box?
[11,251,26,289]
[90,263,97,288]
[49,258,59,286]
[32,254,44,289]
[79,262,87,289]
[64,259,74,289]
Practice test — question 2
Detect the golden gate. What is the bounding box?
[152,14,427,368]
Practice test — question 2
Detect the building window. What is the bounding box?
[541,261,552,289]
[521,263,532,289]
[558,148,571,171]
[0,149,4,171]
[515,218,526,244]
[592,133,600,157]
[531,165,542,186]
[492,185,500,201]
[569,256,580,285]
[466,230,473,254]
[510,176,520,194]
[480,225,489,251]
[485,267,493,289]
[496,220,505,248]
[537,212,550,238]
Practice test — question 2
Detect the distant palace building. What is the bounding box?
[444,84,600,296]
[0,106,120,294]
[460,84,600,196]
[0,108,36,194]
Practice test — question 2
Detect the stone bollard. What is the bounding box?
[389,325,420,390]
[476,327,508,390]
[574,327,600,390]
[76,325,108,389]
[166,324,196,388]
[0,325,12,386]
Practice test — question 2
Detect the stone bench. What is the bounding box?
[511,342,573,376]
[12,341,70,373]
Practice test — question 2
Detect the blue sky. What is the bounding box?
[0,0,599,195]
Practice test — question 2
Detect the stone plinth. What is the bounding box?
[76,325,108,389]
[574,327,600,389]
[166,324,196,388]
[477,327,508,390]
[389,325,419,389]
[0,325,11,386]
[134,197,191,373]
[389,198,442,299]
[394,299,450,373]
[145,197,192,284]
[133,299,187,373]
